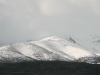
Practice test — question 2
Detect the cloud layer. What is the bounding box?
[0,0,100,44]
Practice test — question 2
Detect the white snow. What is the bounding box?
[64,46,93,59]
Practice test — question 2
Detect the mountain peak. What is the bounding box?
[40,36,61,41]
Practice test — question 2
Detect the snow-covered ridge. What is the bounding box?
[40,36,61,41]
[0,36,99,63]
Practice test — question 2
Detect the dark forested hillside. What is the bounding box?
[0,61,100,75]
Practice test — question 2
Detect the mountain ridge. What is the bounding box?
[0,35,100,63]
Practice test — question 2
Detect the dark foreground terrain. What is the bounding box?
[0,61,100,75]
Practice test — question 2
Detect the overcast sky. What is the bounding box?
[0,0,100,44]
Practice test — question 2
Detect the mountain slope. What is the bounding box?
[32,36,94,59]
[67,35,100,55]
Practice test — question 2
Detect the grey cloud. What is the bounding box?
[39,0,100,16]
[0,0,100,44]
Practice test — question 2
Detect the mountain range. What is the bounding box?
[0,35,100,63]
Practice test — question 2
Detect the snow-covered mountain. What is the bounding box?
[0,36,100,63]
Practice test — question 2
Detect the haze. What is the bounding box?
[0,0,100,44]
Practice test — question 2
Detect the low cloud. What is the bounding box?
[39,0,100,16]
